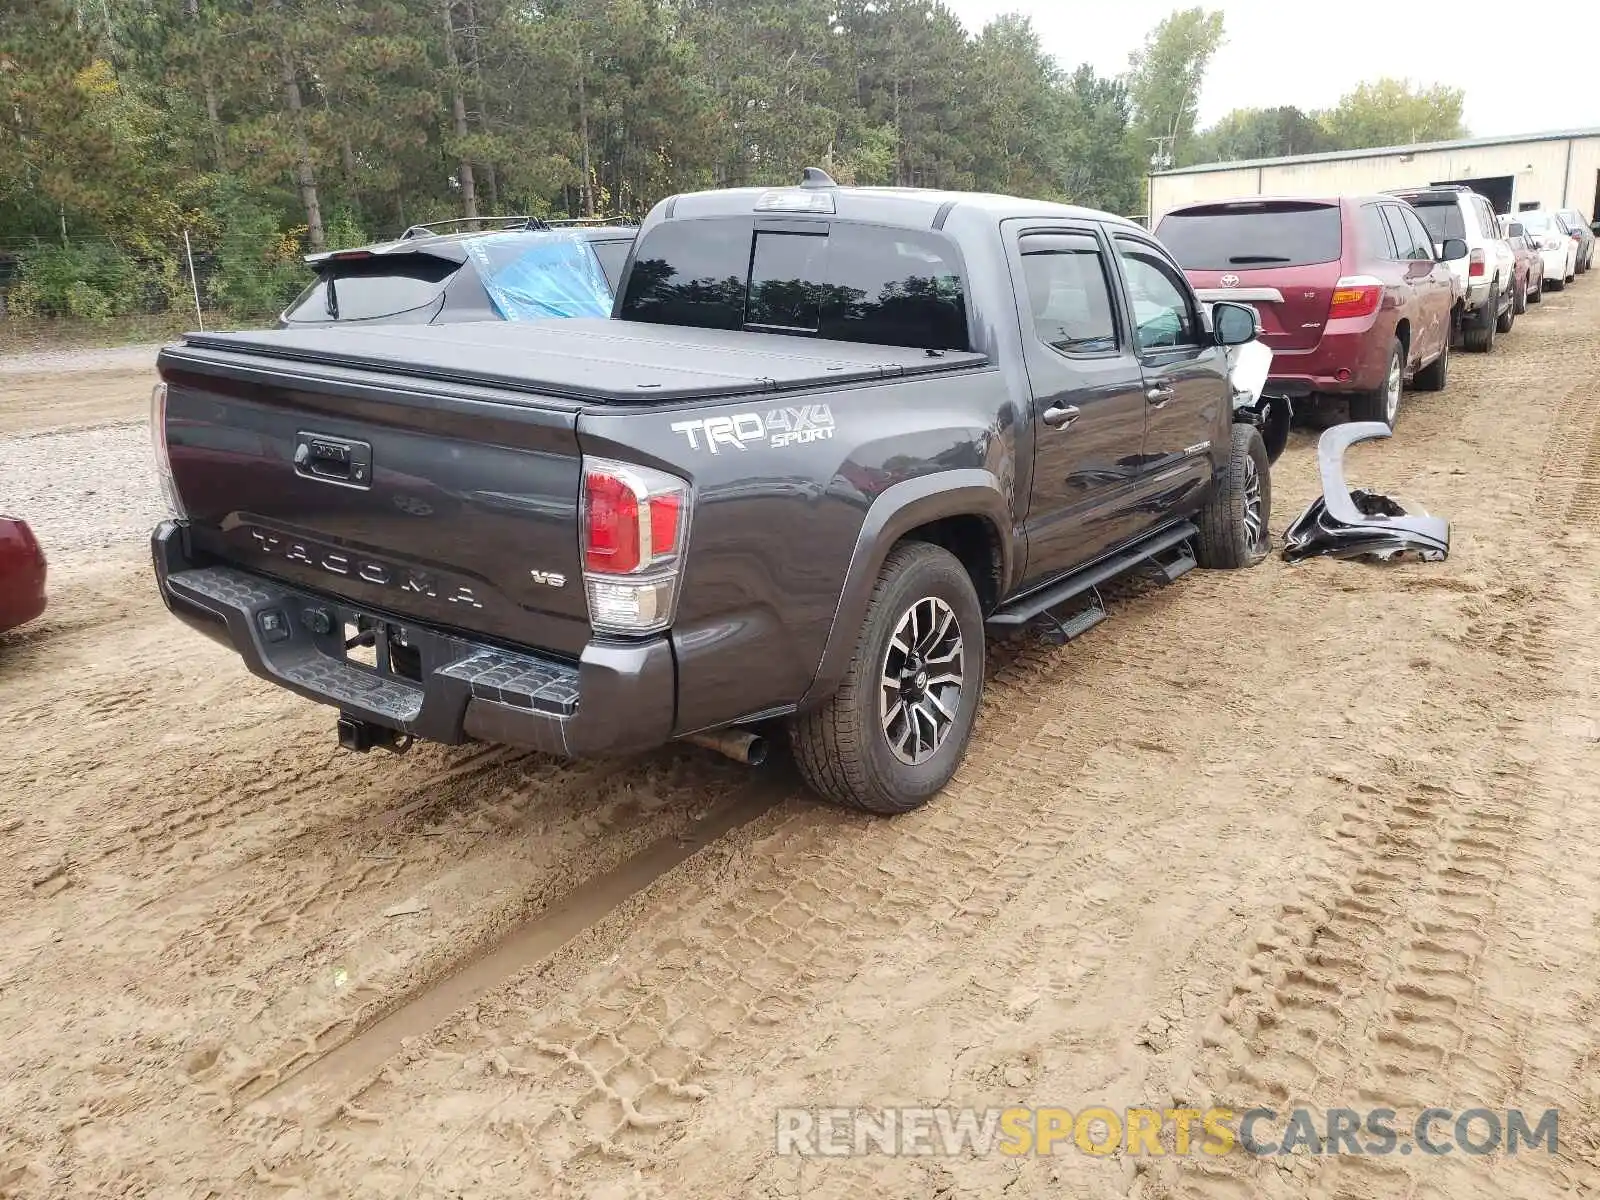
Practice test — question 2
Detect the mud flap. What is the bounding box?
[1283,422,1450,563]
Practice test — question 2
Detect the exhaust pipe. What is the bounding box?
[683,728,769,766]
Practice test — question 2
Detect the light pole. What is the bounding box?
[1146,136,1175,228]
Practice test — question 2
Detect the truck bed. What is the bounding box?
[177,318,989,404]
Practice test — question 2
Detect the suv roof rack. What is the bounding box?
[398,215,548,239]
[396,214,640,240]
[1386,184,1471,195]
[543,216,641,228]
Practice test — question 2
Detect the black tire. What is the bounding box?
[1413,335,1449,392]
[1496,290,1515,333]
[1462,290,1497,352]
[1529,277,1543,304]
[1547,275,1565,293]
[788,542,984,814]
[1513,276,1528,315]
[1195,423,1271,570]
[1350,339,1403,426]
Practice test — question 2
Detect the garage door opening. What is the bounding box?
[1431,175,1514,214]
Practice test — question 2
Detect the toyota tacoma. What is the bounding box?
[150,170,1271,814]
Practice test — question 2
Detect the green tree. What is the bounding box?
[1126,7,1225,168]
[1320,79,1468,151]
[1056,65,1141,215]
[1190,105,1337,164]
[964,15,1062,199]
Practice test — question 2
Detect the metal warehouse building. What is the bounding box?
[1148,128,1600,224]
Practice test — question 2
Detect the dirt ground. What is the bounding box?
[2,289,1598,1200]
[0,363,154,436]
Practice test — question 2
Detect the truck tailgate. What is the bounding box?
[159,345,594,659]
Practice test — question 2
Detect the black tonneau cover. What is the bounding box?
[178,318,990,404]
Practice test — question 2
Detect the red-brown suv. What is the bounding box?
[1156,196,1466,428]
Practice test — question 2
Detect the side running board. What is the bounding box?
[985,521,1199,632]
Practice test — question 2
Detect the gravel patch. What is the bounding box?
[0,343,163,377]
[0,423,164,564]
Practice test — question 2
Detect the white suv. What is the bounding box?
[1384,186,1516,352]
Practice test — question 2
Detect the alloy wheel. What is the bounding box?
[880,596,964,766]
[1242,453,1266,551]
[1384,353,1402,425]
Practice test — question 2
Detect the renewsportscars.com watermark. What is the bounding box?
[775,1106,1560,1158]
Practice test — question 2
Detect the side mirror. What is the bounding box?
[1439,237,1469,262]
[1211,301,1258,347]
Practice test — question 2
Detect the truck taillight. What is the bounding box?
[580,457,689,635]
[149,382,187,519]
[1468,248,1486,278]
[1328,277,1383,320]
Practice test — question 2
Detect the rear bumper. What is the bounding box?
[1540,247,1572,278]
[151,521,675,757]
[1461,278,1494,313]
[0,566,46,633]
[0,520,47,633]
[1265,328,1389,397]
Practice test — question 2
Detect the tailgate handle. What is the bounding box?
[295,432,372,487]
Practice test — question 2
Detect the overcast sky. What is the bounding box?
[943,0,1598,146]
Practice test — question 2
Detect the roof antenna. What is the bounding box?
[800,167,838,189]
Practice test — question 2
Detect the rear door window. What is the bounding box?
[1018,233,1119,356]
[1363,205,1400,259]
[1155,201,1342,270]
[1399,208,1438,260]
[1476,197,1500,237]
[620,219,969,351]
[283,256,457,323]
[1383,207,1430,260]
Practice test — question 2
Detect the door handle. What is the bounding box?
[1146,384,1175,409]
[1041,404,1080,429]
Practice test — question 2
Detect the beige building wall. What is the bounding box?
[1150,134,1600,226]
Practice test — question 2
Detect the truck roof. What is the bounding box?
[657,178,1145,233]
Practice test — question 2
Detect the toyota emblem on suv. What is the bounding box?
[1219,273,1240,287]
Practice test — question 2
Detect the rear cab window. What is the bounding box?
[1155,200,1343,270]
[619,218,970,351]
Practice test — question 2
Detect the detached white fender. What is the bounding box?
[1222,336,1290,466]
[1226,339,1272,406]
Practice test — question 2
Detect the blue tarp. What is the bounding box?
[466,230,613,321]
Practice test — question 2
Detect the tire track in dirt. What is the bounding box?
[0,738,760,1198]
[1150,296,1600,1200]
[225,606,1183,1195]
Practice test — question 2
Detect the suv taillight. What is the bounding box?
[1328,276,1383,320]
[1468,248,1486,278]
[580,457,690,635]
[150,382,187,518]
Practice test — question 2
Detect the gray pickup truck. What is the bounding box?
[150,170,1272,813]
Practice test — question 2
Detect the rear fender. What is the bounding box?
[797,469,1012,710]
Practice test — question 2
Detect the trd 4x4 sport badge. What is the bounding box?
[671,404,835,454]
